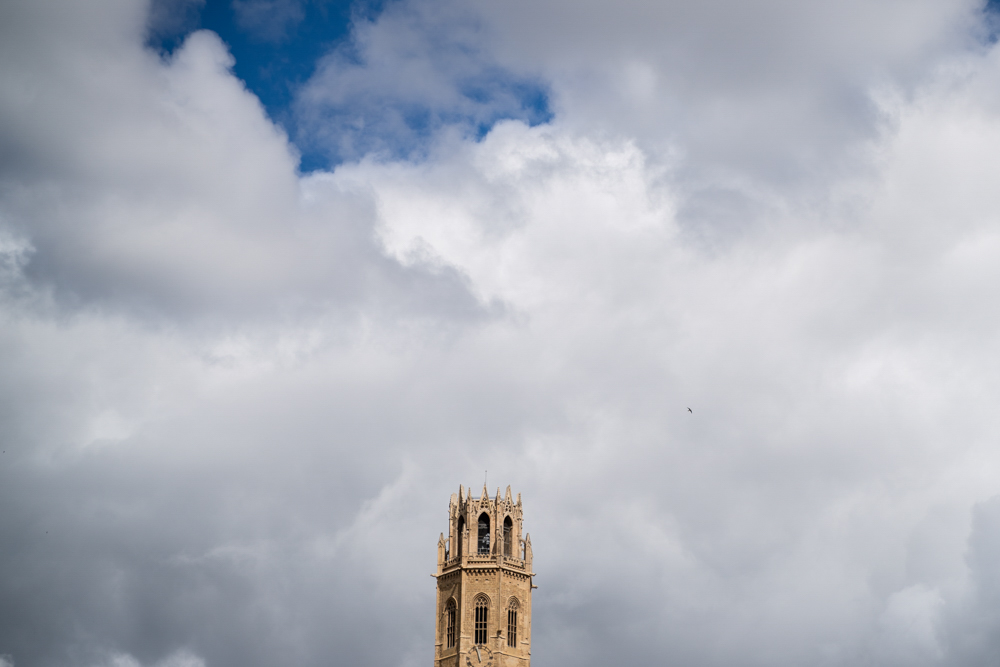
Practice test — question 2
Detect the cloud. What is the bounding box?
[90,651,206,667]
[147,0,205,43]
[4,1,1000,666]
[232,0,305,43]
[0,6,483,322]
[294,0,551,163]
[472,0,990,237]
[480,0,984,157]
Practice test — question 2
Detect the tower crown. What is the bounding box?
[433,485,533,667]
[442,484,529,566]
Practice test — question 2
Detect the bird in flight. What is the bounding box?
[687,407,693,413]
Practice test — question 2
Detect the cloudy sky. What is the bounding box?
[5,0,1000,665]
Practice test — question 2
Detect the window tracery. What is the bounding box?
[507,598,519,648]
[474,595,489,645]
[445,598,457,648]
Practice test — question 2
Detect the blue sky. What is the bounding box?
[151,0,369,109]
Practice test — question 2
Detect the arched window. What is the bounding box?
[474,596,489,645]
[445,599,457,648]
[507,598,519,648]
[503,516,513,557]
[477,513,490,555]
[457,516,465,558]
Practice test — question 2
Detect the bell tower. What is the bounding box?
[434,484,534,667]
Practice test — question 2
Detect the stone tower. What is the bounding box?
[433,484,534,667]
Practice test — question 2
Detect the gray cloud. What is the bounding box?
[0,4,484,323]
[232,0,305,43]
[295,0,551,163]
[147,0,205,42]
[472,0,988,236]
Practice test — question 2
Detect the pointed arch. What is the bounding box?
[503,516,513,557]
[457,516,465,558]
[445,598,457,648]
[477,512,490,554]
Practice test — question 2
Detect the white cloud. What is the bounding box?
[90,650,206,667]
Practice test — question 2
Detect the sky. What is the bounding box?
[6,0,1000,666]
